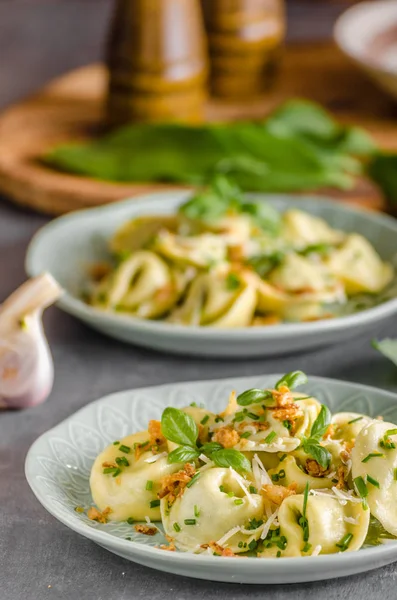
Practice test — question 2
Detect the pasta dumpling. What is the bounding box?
[90,431,179,522]
[352,420,397,536]
[161,467,264,553]
[282,209,344,246]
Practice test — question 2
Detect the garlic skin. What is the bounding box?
[0,274,62,409]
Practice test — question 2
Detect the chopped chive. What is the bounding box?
[278,469,286,479]
[186,473,200,488]
[303,482,309,519]
[194,505,200,518]
[394,468,397,481]
[215,416,224,423]
[184,519,196,525]
[119,444,131,454]
[283,420,292,430]
[146,480,153,491]
[240,432,251,439]
[113,441,120,445]
[386,428,397,437]
[234,499,244,505]
[150,499,160,508]
[336,533,353,551]
[302,542,312,553]
[264,431,276,444]
[200,415,210,426]
[347,417,363,425]
[279,453,287,462]
[277,536,287,550]
[219,485,226,493]
[271,473,280,482]
[127,517,134,525]
[238,541,244,548]
[125,537,132,541]
[233,411,246,423]
[247,412,259,421]
[173,522,181,532]
[103,467,119,475]
[227,491,235,497]
[362,452,385,463]
[354,476,368,498]
[190,402,197,407]
[249,485,257,494]
[116,456,129,467]
[248,539,258,551]
[367,475,380,489]
[276,550,281,558]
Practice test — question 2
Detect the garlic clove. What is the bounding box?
[0,273,62,410]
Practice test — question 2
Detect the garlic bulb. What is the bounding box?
[0,274,62,409]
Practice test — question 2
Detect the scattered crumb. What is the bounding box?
[134,524,157,536]
[87,506,112,523]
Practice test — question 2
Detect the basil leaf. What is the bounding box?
[161,407,198,447]
[310,404,332,441]
[237,389,273,407]
[168,445,200,464]
[302,441,331,469]
[211,448,251,473]
[275,371,308,390]
[247,251,285,278]
[200,442,224,455]
[372,338,397,367]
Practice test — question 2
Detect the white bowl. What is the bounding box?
[25,191,397,358]
[25,374,397,584]
[335,0,397,100]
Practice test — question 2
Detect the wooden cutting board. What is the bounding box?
[1,42,397,216]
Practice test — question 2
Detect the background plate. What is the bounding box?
[25,374,397,584]
[26,192,397,357]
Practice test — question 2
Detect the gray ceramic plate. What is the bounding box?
[25,374,397,584]
[25,192,397,357]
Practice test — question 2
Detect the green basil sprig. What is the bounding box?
[301,404,332,468]
[275,371,308,390]
[161,407,251,473]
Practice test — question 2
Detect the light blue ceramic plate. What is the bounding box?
[25,374,397,584]
[25,192,397,357]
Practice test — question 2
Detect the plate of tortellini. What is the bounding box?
[26,178,397,356]
[26,371,397,584]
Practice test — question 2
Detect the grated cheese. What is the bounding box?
[144,515,158,530]
[312,545,322,556]
[216,525,241,547]
[199,453,211,464]
[144,451,167,464]
[343,516,359,525]
[252,454,272,487]
[260,509,279,540]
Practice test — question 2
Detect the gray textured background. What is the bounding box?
[1,2,397,599]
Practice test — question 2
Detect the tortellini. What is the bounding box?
[352,421,397,536]
[259,493,369,557]
[161,468,264,552]
[85,195,394,327]
[88,372,397,559]
[90,431,180,521]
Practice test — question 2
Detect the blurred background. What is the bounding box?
[0,0,372,109]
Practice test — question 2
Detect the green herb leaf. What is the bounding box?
[367,153,397,208]
[247,251,285,278]
[236,388,273,407]
[226,273,241,291]
[211,448,252,473]
[167,445,200,464]
[200,442,224,455]
[301,439,331,469]
[372,338,397,367]
[310,404,332,441]
[275,371,308,390]
[161,407,198,447]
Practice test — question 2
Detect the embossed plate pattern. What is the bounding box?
[25,375,397,584]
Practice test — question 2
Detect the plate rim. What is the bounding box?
[25,191,397,340]
[25,373,397,575]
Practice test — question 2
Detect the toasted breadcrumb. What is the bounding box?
[324,424,335,439]
[335,465,347,489]
[343,440,355,454]
[158,463,196,504]
[134,524,157,536]
[89,262,112,281]
[87,506,112,523]
[261,483,297,505]
[252,315,282,326]
[212,426,240,449]
[305,458,329,478]
[201,541,236,557]
[158,542,176,552]
[267,386,303,434]
[148,420,166,448]
[340,449,350,464]
[102,461,117,468]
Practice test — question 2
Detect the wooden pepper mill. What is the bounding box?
[106,0,208,127]
[201,0,285,100]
